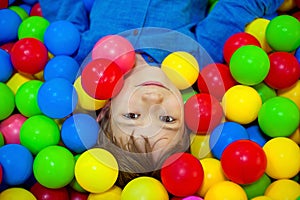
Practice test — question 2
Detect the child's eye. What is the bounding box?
[159,116,176,123]
[123,113,141,119]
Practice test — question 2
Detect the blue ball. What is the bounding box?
[295,47,300,64]
[19,4,32,14]
[21,0,38,5]
[0,49,13,82]
[44,55,80,83]
[61,113,100,153]
[209,122,249,159]
[83,0,95,12]
[0,144,33,185]
[44,20,80,56]
[37,78,78,119]
[0,9,22,44]
[246,125,268,147]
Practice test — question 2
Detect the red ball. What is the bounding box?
[0,42,15,54]
[223,32,261,63]
[92,35,135,74]
[30,182,69,200]
[0,0,8,9]
[221,140,267,185]
[264,52,300,89]
[0,164,3,184]
[197,63,237,100]
[81,58,124,100]
[292,11,300,21]
[161,153,204,197]
[296,0,300,8]
[184,93,223,134]
[30,3,43,17]
[69,189,88,200]
[10,38,48,74]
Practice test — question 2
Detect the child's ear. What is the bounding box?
[96,100,111,122]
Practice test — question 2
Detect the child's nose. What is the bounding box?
[141,92,163,104]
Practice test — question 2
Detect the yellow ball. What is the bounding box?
[162,51,199,90]
[197,158,227,197]
[0,188,37,200]
[121,177,169,200]
[6,72,32,94]
[245,18,272,53]
[278,80,300,110]
[265,179,300,200]
[222,85,262,124]
[204,181,247,200]
[252,196,273,200]
[289,126,300,145]
[277,0,296,12]
[74,76,108,111]
[190,134,213,159]
[75,148,119,193]
[88,185,122,200]
[263,137,300,179]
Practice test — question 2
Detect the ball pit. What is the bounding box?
[0,1,300,199]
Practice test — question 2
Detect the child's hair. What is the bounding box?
[95,101,190,188]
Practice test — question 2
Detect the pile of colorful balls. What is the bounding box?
[0,0,299,199]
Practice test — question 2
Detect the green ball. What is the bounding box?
[16,80,43,117]
[266,15,300,52]
[252,82,276,104]
[0,82,15,121]
[181,87,197,103]
[243,174,271,199]
[9,6,29,21]
[258,96,300,137]
[18,16,50,42]
[229,45,270,85]
[0,132,4,147]
[33,145,75,189]
[20,115,60,155]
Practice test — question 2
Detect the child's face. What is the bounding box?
[110,55,185,159]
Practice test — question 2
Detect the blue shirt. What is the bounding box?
[39,0,284,67]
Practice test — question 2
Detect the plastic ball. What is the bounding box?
[204,181,247,200]
[6,72,32,95]
[161,51,199,90]
[92,35,135,74]
[88,185,122,200]
[121,176,168,200]
[18,16,49,42]
[37,78,78,119]
[44,55,80,83]
[0,82,15,121]
[83,0,94,12]
[0,41,15,53]
[9,5,29,20]
[19,3,32,14]
[33,145,75,189]
[209,122,249,160]
[22,0,38,4]
[266,15,300,52]
[190,134,213,159]
[223,32,261,63]
[258,96,300,137]
[30,182,69,200]
[0,47,13,82]
[229,45,270,85]
[74,148,118,193]
[252,82,276,104]
[251,197,273,200]
[265,179,300,200]
[73,76,108,110]
[278,0,297,11]
[242,174,271,199]
[61,113,100,153]
[10,37,48,74]
[278,80,300,109]
[69,189,89,200]
[0,164,2,184]
[30,3,42,16]
[197,158,226,197]
[184,93,223,134]
[15,80,43,117]
[0,188,37,200]
[20,115,60,154]
[81,58,124,100]
[0,0,8,9]
[44,20,80,56]
[222,85,262,124]
[0,113,27,144]
[221,140,267,185]
[0,9,22,44]
[0,133,4,147]
[263,137,300,179]
[0,144,33,185]
[197,63,237,101]
[245,18,272,53]
[246,125,268,147]
[264,51,300,89]
[161,152,204,197]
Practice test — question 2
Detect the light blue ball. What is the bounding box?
[0,9,22,44]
